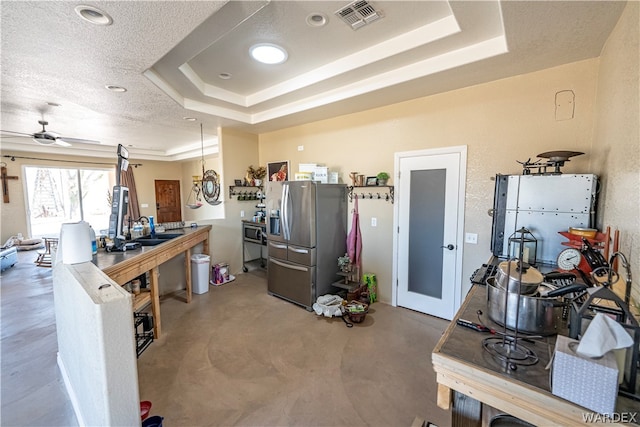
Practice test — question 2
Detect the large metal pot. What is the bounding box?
[486,277,563,335]
[495,260,543,295]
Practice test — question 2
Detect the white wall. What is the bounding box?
[53,262,140,426]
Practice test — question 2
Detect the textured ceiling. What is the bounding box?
[0,1,627,161]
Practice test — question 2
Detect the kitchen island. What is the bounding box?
[93,225,212,338]
[432,283,636,426]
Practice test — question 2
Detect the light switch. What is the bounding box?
[465,233,478,244]
[298,145,304,151]
[371,217,377,227]
[141,203,149,208]
[240,210,245,218]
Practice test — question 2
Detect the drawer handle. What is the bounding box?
[270,258,309,272]
[269,242,287,249]
[289,248,309,254]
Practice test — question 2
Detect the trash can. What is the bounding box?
[191,254,211,294]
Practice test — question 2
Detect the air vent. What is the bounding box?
[335,0,383,30]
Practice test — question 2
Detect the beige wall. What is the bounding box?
[259,59,600,304]
[592,1,640,305]
[206,127,260,273]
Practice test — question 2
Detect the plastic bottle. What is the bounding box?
[89,226,97,255]
[149,216,155,237]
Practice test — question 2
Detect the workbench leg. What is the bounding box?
[437,383,452,410]
[150,266,161,339]
[185,247,192,303]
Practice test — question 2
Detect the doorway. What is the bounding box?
[393,146,467,320]
[154,180,182,223]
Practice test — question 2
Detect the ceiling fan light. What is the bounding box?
[249,43,288,65]
[33,133,56,145]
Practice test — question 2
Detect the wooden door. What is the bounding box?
[154,180,182,223]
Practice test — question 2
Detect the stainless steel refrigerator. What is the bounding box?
[265,181,348,310]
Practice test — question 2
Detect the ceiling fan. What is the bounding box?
[0,120,100,147]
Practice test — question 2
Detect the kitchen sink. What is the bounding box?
[134,233,183,246]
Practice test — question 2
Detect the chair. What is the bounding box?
[35,238,58,267]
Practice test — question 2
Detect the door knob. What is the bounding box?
[441,244,455,250]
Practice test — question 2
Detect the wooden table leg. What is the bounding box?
[185,247,192,303]
[150,266,161,338]
[437,383,452,410]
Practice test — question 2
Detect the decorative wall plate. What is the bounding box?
[202,169,221,205]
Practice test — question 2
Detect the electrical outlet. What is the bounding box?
[141,203,149,208]
[371,217,377,227]
[240,210,245,218]
[465,233,478,244]
[298,145,304,151]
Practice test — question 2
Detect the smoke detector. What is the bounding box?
[335,0,383,30]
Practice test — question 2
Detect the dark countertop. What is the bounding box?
[92,226,209,273]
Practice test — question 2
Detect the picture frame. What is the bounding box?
[366,176,378,186]
[268,161,289,181]
[234,179,243,186]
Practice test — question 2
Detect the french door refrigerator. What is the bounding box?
[265,181,348,310]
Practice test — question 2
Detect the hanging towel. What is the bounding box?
[346,194,362,275]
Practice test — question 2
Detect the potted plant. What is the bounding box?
[337,253,352,273]
[376,172,390,186]
[247,165,267,186]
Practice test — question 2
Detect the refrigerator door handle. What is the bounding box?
[269,242,287,249]
[282,183,291,241]
[270,258,309,272]
[289,247,309,254]
[279,184,287,240]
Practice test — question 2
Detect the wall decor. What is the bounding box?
[366,176,378,186]
[268,161,289,181]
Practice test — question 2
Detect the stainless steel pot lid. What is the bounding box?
[497,261,544,285]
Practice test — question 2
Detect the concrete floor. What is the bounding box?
[2,251,451,426]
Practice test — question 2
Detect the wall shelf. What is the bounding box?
[228,185,263,201]
[348,185,394,203]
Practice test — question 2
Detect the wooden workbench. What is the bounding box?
[432,285,635,426]
[94,225,211,338]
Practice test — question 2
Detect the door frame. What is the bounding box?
[391,146,467,314]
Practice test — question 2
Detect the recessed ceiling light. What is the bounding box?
[249,43,288,65]
[183,117,197,121]
[74,5,113,26]
[218,73,232,80]
[105,85,127,93]
[306,13,328,27]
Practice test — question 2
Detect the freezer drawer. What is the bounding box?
[267,240,287,259]
[287,244,315,266]
[268,257,315,310]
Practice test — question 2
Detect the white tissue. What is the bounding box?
[576,313,634,358]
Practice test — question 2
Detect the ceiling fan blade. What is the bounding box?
[0,130,34,137]
[58,137,100,145]
[53,139,72,147]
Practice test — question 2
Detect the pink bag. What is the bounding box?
[346,194,362,274]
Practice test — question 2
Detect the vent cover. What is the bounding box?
[335,0,383,30]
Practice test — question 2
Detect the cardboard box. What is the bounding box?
[552,335,619,415]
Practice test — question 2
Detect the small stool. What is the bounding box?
[35,238,58,267]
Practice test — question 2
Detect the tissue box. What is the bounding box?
[552,335,619,414]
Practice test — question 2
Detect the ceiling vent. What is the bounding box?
[335,0,383,30]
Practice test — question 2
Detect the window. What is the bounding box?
[24,166,116,238]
